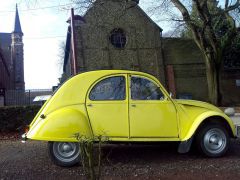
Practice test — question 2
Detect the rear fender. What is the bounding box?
[27,107,92,142]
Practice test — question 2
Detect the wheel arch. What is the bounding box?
[194,116,234,138]
[182,111,235,141]
[27,106,93,142]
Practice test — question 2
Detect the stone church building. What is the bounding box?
[0,5,25,91]
[62,0,240,105]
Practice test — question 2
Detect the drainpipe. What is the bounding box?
[71,8,78,75]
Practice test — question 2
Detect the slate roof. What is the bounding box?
[0,48,10,76]
[0,33,11,48]
[0,33,12,67]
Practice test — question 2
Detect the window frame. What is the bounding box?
[88,75,127,101]
[109,28,127,49]
[129,75,165,101]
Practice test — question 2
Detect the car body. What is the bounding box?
[24,70,237,167]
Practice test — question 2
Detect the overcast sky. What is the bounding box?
[0,0,171,89]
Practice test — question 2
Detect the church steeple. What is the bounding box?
[11,4,25,90]
[13,4,23,35]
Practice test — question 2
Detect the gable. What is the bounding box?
[79,0,163,51]
[83,0,162,32]
[135,6,162,32]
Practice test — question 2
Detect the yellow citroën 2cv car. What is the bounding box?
[23,70,237,167]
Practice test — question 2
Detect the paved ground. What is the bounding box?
[0,115,240,180]
[1,138,240,179]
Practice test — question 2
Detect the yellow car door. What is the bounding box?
[86,75,129,138]
[129,75,179,138]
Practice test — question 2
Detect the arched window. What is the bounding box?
[109,28,127,49]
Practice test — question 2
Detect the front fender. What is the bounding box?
[27,106,92,142]
[182,111,236,141]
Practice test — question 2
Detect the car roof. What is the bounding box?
[42,70,163,115]
[74,70,154,78]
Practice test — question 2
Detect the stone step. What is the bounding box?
[231,115,240,125]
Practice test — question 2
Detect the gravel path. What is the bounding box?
[1,139,240,179]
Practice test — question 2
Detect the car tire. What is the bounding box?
[48,142,80,167]
[196,123,229,157]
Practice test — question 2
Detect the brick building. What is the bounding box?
[0,5,25,91]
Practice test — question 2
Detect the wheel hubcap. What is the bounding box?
[203,128,226,154]
[62,144,73,153]
[53,142,80,163]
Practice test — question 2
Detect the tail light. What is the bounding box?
[24,126,29,133]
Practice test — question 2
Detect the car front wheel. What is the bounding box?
[196,124,229,157]
[48,142,80,167]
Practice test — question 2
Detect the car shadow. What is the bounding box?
[96,139,240,166]
[99,142,198,165]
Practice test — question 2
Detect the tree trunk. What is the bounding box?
[205,55,221,106]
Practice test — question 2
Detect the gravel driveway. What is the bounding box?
[1,139,240,180]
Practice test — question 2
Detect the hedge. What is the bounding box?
[0,106,41,133]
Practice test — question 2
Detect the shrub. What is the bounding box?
[0,106,41,133]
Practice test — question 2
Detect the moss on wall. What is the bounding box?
[162,38,209,101]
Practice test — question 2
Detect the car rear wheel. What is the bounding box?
[48,142,80,167]
[196,123,229,157]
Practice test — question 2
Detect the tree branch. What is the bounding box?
[171,0,191,21]
[170,0,202,49]
[224,0,240,12]
[225,0,229,9]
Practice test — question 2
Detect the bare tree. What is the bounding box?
[147,0,240,105]
[57,41,66,72]
[165,0,240,105]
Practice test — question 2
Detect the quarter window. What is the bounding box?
[90,76,126,100]
[131,77,164,100]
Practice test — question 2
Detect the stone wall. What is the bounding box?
[162,38,208,101]
[162,38,240,105]
[221,71,240,106]
[74,0,166,84]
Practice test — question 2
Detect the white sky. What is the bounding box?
[0,0,171,89]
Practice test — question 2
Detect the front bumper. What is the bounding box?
[21,133,28,143]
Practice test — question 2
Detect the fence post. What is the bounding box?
[166,65,176,98]
[0,88,5,106]
[2,89,53,106]
[28,90,31,105]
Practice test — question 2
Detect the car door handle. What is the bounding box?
[87,104,93,107]
[131,104,136,107]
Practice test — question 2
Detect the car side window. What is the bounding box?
[90,76,126,101]
[131,76,164,100]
